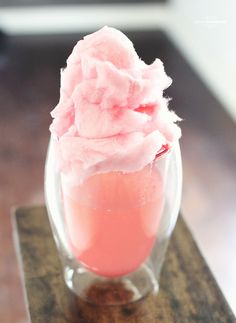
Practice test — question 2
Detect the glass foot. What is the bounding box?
[64,263,159,306]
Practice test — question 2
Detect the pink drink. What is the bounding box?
[62,163,164,277]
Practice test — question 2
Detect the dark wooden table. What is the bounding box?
[13,206,235,323]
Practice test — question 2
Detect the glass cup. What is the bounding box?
[45,136,182,305]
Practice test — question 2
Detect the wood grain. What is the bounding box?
[13,206,235,323]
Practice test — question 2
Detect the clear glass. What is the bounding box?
[44,137,182,305]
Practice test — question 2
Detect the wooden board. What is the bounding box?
[13,206,235,323]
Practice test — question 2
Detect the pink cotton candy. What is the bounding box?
[50,26,181,183]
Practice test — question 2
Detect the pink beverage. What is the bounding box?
[62,162,164,277]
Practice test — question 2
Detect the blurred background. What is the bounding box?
[0,0,235,322]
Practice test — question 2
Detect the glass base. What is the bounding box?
[64,263,159,305]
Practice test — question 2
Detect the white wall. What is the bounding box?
[167,0,236,120]
[0,1,235,120]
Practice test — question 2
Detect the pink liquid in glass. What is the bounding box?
[62,163,164,277]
